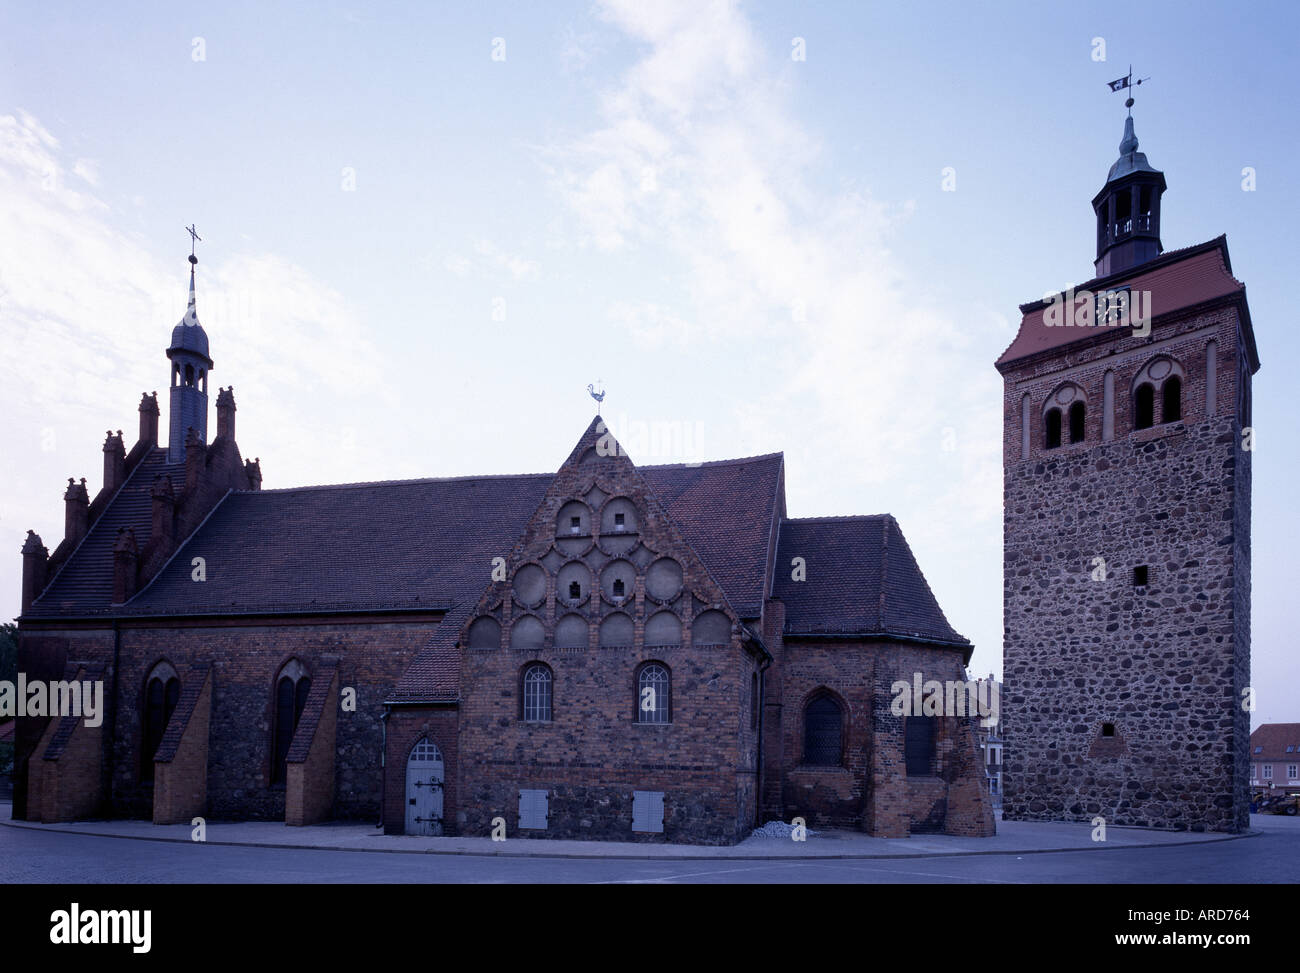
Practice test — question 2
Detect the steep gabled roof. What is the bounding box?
[27,448,183,616]
[642,453,783,618]
[389,419,781,703]
[34,444,783,620]
[773,515,970,656]
[124,473,553,616]
[995,236,1250,371]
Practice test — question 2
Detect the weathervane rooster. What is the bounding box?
[587,381,606,415]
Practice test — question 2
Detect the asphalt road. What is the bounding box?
[1,815,1297,883]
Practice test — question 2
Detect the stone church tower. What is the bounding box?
[996,109,1260,832]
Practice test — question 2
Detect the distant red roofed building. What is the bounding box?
[1249,724,1300,794]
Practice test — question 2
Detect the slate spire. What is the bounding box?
[165,241,213,463]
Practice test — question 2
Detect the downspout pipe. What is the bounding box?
[104,617,121,817]
[379,707,390,831]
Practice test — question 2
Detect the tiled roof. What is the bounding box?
[124,474,552,616]
[97,452,784,619]
[387,603,469,703]
[995,236,1245,369]
[384,448,784,704]
[643,454,782,617]
[28,449,183,616]
[773,515,970,652]
[1249,723,1300,761]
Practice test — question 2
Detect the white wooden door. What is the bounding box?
[405,738,444,836]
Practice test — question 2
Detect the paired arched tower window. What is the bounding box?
[1031,355,1191,448]
[271,660,311,785]
[1043,383,1086,449]
[1132,356,1184,430]
[141,661,180,782]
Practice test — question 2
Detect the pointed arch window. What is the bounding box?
[271,660,311,785]
[905,716,938,776]
[141,661,180,782]
[803,693,843,766]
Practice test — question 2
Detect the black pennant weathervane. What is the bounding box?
[1107,65,1151,111]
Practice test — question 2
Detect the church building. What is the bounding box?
[13,251,993,843]
[997,104,1260,831]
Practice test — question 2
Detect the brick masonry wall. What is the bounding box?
[384,707,459,835]
[98,618,433,822]
[459,641,752,845]
[1001,302,1252,831]
[777,638,993,837]
[456,435,762,845]
[13,630,113,820]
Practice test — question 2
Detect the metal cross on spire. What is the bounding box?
[1107,65,1151,115]
[186,224,201,264]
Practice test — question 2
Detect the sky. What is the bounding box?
[1,0,1296,726]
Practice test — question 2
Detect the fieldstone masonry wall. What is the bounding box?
[1001,298,1253,832]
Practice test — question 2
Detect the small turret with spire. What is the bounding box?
[1091,74,1167,277]
[166,226,213,462]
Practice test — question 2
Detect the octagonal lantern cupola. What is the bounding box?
[165,253,214,462]
[1091,112,1167,278]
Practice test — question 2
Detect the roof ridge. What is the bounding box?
[236,451,785,496]
[784,513,892,523]
[639,451,784,470]
[246,471,556,494]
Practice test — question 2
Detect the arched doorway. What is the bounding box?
[405,738,444,836]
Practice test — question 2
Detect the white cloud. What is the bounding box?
[607,300,695,349]
[72,158,99,186]
[472,239,541,281]
[442,253,472,277]
[0,109,392,618]
[436,240,542,282]
[548,0,1006,655]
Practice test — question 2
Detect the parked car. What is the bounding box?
[1256,793,1300,815]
